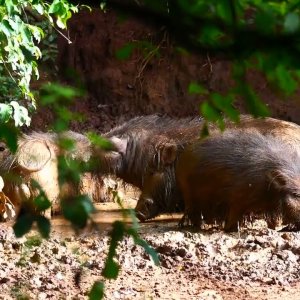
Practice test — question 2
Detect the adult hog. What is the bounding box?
[98,115,204,215]
[137,116,300,224]
[0,131,109,217]
[176,128,300,231]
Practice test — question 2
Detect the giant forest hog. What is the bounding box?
[0,131,114,217]
[176,128,300,231]
[100,115,203,213]
[136,116,300,226]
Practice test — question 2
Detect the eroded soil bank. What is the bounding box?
[31,9,300,133]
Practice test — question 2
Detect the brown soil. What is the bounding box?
[1,203,300,299]
[7,7,300,300]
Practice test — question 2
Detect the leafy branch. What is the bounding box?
[0,0,79,126]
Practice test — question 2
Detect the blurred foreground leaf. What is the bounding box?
[36,215,51,238]
[89,281,105,300]
[61,195,95,229]
[13,214,34,238]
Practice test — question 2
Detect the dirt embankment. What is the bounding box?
[30,8,300,134]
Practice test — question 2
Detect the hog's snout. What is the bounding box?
[282,193,300,222]
[135,197,155,222]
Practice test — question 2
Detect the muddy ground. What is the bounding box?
[1,201,300,299]
[4,7,300,300]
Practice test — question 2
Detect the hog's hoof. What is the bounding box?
[178,213,192,228]
[224,222,239,233]
[135,210,147,222]
[279,222,300,232]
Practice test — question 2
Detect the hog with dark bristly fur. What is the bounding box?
[176,128,300,231]
[96,115,204,217]
[137,116,300,227]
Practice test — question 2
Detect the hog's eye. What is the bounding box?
[148,170,155,176]
[0,146,5,152]
[292,192,300,198]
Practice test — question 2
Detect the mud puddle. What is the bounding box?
[51,202,183,237]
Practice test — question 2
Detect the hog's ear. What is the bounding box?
[268,170,288,190]
[17,140,52,172]
[109,137,128,155]
[160,143,177,165]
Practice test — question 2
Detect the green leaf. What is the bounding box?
[80,195,95,215]
[115,43,135,60]
[19,45,35,62]
[89,281,104,300]
[0,104,13,123]
[27,24,44,43]
[200,122,209,138]
[40,83,80,105]
[255,10,276,34]
[200,25,224,47]
[13,214,34,238]
[127,209,139,231]
[188,82,208,95]
[211,93,240,122]
[33,193,52,211]
[56,10,72,29]
[49,0,61,14]
[8,16,20,31]
[58,155,81,186]
[216,0,233,24]
[0,124,18,152]
[36,215,51,239]
[102,221,125,279]
[5,0,15,15]
[102,258,119,279]
[127,227,160,265]
[87,132,114,150]
[58,137,75,151]
[33,3,44,14]
[110,220,126,242]
[10,101,31,127]
[284,12,300,33]
[200,101,221,122]
[53,119,69,132]
[0,19,13,36]
[61,195,94,229]
[275,64,297,95]
[244,87,270,117]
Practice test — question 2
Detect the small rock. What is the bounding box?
[277,250,298,263]
[30,276,42,288]
[199,289,223,300]
[0,277,9,284]
[38,292,47,300]
[281,233,292,241]
[56,272,64,280]
[270,237,286,250]
[113,291,121,299]
[254,236,268,246]
[30,251,41,264]
[262,277,274,284]
[52,247,59,255]
[176,248,187,258]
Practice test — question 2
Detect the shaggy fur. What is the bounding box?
[177,129,300,231]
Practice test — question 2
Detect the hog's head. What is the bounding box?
[135,138,180,221]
